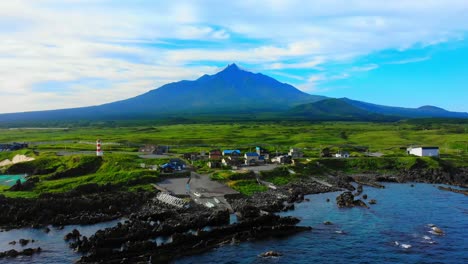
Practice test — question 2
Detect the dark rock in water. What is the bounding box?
[410,184,415,187]
[260,251,283,257]
[326,198,330,202]
[64,229,81,241]
[282,203,295,211]
[336,192,369,208]
[369,199,377,205]
[8,241,16,245]
[355,184,363,196]
[362,194,368,199]
[19,238,30,246]
[323,221,333,225]
[43,227,51,233]
[237,205,261,219]
[0,247,41,258]
[437,186,468,195]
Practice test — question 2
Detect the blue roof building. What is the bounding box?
[223,150,241,155]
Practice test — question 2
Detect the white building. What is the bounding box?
[335,151,350,158]
[407,147,439,157]
[288,148,303,158]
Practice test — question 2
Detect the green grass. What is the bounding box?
[228,179,268,196]
[0,120,466,197]
[0,153,161,198]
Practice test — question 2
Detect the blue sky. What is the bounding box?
[0,0,467,113]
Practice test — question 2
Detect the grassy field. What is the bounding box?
[0,120,466,197]
[0,121,466,156]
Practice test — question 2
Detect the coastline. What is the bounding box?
[0,167,467,262]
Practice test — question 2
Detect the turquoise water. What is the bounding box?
[0,183,466,263]
[0,175,26,187]
[177,183,468,264]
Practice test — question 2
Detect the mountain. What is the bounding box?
[287,98,396,121]
[0,64,325,122]
[341,98,468,118]
[0,64,466,123]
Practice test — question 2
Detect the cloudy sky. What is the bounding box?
[1,0,467,113]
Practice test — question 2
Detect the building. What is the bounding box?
[244,152,260,165]
[271,155,292,164]
[288,148,303,158]
[209,149,222,160]
[335,151,350,158]
[256,146,270,161]
[222,150,241,156]
[222,156,242,167]
[0,142,28,151]
[407,147,439,157]
[208,149,222,168]
[160,158,186,172]
[139,144,169,154]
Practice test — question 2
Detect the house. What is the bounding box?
[183,152,200,161]
[209,149,222,160]
[335,151,350,158]
[288,148,303,158]
[160,158,186,172]
[160,163,176,173]
[244,152,260,165]
[208,161,221,168]
[256,146,270,161]
[0,142,28,151]
[271,155,292,164]
[407,147,439,157]
[222,156,242,167]
[139,144,169,154]
[222,150,241,156]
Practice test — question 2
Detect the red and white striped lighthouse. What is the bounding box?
[96,139,103,156]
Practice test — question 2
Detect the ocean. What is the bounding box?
[176,183,467,264]
[0,183,466,263]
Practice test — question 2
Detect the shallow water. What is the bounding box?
[0,175,26,186]
[176,183,468,264]
[0,219,122,264]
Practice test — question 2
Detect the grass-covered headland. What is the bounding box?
[0,120,466,197]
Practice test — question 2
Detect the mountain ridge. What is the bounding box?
[0,64,466,122]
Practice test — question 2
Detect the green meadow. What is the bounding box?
[0,120,466,197]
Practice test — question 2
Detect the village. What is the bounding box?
[133,142,441,210]
[0,138,443,211]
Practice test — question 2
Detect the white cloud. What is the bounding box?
[350,64,379,72]
[386,56,431,65]
[0,0,468,112]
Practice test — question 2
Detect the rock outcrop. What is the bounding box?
[336,192,368,208]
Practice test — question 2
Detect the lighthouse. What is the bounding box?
[96,139,103,156]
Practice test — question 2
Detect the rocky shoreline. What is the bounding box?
[0,187,155,230]
[71,179,337,263]
[0,169,465,263]
[0,177,337,263]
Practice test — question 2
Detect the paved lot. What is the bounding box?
[157,177,190,195]
[157,172,238,211]
[237,163,278,172]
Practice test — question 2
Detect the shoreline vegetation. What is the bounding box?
[0,121,466,262]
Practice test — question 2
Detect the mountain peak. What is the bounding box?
[226,63,239,70]
[221,63,244,73]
